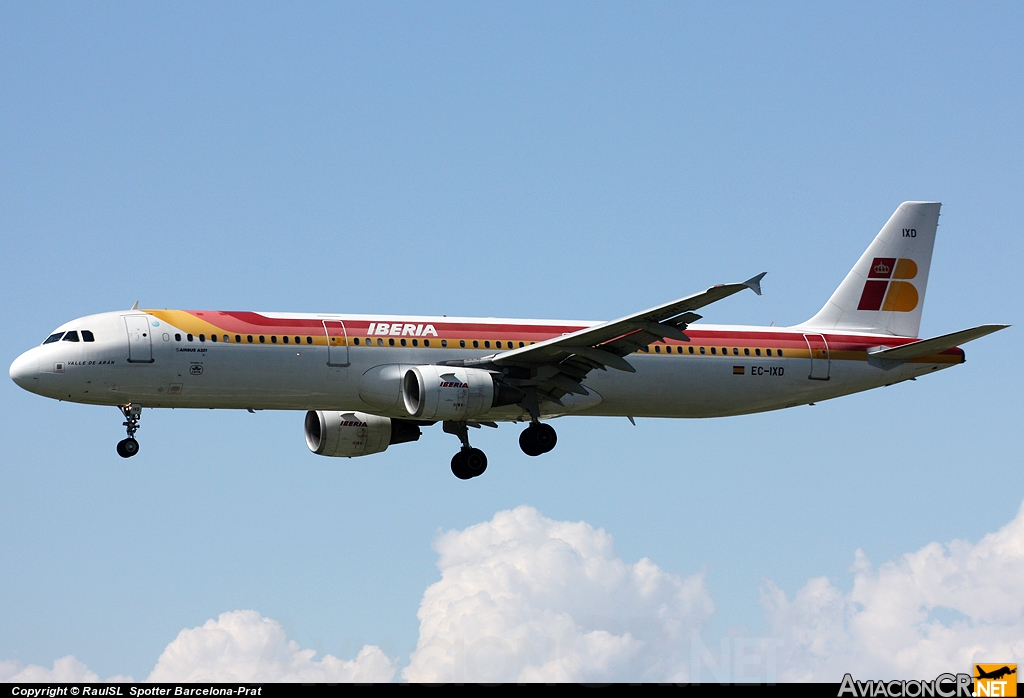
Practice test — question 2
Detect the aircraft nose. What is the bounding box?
[9,349,40,390]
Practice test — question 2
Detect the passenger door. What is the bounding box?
[803,333,830,380]
[125,315,154,363]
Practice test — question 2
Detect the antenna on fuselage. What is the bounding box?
[130,300,139,310]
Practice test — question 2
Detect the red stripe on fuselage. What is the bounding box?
[173,311,962,356]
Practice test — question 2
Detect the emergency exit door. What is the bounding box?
[323,320,350,367]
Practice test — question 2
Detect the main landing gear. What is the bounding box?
[519,421,557,457]
[444,421,487,480]
[116,404,142,458]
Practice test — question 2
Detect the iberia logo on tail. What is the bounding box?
[858,257,919,312]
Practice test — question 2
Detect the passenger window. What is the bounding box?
[283,336,289,344]
[473,341,479,348]
[63,331,80,342]
[187,334,194,341]
[733,348,738,355]
[400,338,407,346]
[677,346,683,353]
[306,337,312,344]
[654,345,661,353]
[700,347,705,354]
[259,336,265,344]
[710,347,716,354]
[295,337,301,344]
[210,334,217,342]
[223,335,229,342]
[423,340,429,347]
[440,340,447,347]
[43,332,64,344]
[484,341,490,349]
[744,348,750,356]
[82,330,95,342]
[353,337,360,345]
[176,334,182,342]
[766,348,772,356]
[234,335,240,343]
[496,341,502,349]
[460,340,466,348]
[247,335,253,343]
[688,346,694,354]
[389,338,395,346]
[755,348,761,356]
[412,339,419,347]
[519,342,525,347]
[778,349,784,357]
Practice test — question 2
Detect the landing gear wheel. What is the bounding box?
[451,451,472,480]
[463,447,487,476]
[116,438,139,459]
[451,448,487,479]
[519,423,557,456]
[117,404,143,459]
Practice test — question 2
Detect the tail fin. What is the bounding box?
[801,201,940,337]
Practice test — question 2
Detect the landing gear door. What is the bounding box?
[125,315,155,363]
[803,333,830,380]
[323,320,350,367]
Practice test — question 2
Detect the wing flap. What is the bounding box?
[867,324,1009,361]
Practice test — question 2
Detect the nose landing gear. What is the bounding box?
[444,421,488,480]
[117,404,142,458]
[519,422,557,457]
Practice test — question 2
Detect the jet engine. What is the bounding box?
[304,410,421,458]
[401,365,523,420]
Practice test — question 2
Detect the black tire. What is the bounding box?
[519,428,543,457]
[117,438,139,459]
[451,451,473,480]
[534,423,557,453]
[463,448,487,477]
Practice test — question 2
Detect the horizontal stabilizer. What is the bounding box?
[868,324,1009,361]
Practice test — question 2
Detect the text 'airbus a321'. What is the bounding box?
[10,202,1007,479]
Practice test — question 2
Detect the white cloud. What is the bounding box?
[0,612,395,684]
[402,505,715,683]
[763,500,1024,680]
[146,611,396,683]
[7,502,1024,683]
[0,656,102,682]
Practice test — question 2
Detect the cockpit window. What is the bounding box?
[62,331,80,342]
[81,330,95,342]
[43,332,64,344]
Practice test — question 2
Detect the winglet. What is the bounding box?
[130,300,140,310]
[743,272,767,296]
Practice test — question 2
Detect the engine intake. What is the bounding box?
[402,365,523,420]
[304,410,421,457]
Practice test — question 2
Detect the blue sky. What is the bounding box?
[1,2,1022,682]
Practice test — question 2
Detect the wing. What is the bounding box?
[462,273,766,409]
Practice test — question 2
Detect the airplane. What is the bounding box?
[975,666,1016,681]
[9,202,1008,480]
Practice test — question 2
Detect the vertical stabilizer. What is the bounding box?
[800,202,940,337]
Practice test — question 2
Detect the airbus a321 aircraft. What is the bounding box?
[9,202,1008,479]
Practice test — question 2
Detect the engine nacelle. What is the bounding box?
[304,410,421,458]
[401,365,522,420]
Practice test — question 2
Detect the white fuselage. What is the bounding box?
[9,309,962,422]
